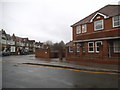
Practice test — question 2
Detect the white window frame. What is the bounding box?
[82,24,87,33]
[90,12,108,22]
[114,41,120,53]
[69,46,73,52]
[76,47,80,52]
[76,43,80,52]
[112,15,120,27]
[95,41,102,53]
[94,20,104,31]
[10,46,16,52]
[76,26,81,34]
[88,42,94,53]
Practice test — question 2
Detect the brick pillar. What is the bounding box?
[80,46,83,57]
[82,42,86,57]
[47,48,51,58]
[65,47,68,59]
[99,44,103,58]
[72,46,75,57]
[102,40,108,58]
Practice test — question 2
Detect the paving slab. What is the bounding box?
[22,56,119,73]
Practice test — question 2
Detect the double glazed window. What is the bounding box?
[82,24,87,33]
[95,41,102,52]
[88,42,94,52]
[76,26,81,34]
[76,24,87,34]
[76,43,80,52]
[94,20,104,31]
[88,41,102,53]
[114,40,120,53]
[69,46,73,52]
[113,15,120,27]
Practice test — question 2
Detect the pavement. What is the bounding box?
[22,55,120,73]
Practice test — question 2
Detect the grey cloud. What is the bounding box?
[2,0,119,43]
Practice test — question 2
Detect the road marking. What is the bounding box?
[23,64,120,75]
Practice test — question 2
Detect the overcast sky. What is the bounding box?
[0,0,119,43]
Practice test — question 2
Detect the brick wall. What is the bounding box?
[65,40,120,64]
[76,29,120,40]
[35,49,61,59]
[35,49,50,58]
[66,57,120,64]
[72,17,120,41]
[68,14,120,64]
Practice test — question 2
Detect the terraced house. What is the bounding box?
[0,29,15,53]
[0,29,43,55]
[66,5,120,64]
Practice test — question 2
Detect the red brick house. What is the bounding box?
[66,5,120,64]
[0,30,16,54]
[34,42,43,50]
[12,34,26,55]
[12,34,35,55]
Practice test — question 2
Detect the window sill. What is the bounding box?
[94,28,103,31]
[88,51,94,53]
[114,52,120,53]
[113,25,120,28]
[69,51,73,53]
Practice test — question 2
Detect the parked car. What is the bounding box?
[20,49,29,55]
[24,49,29,55]
[2,51,10,56]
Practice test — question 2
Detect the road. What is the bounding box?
[2,55,119,88]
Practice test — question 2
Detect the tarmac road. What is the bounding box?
[2,55,119,88]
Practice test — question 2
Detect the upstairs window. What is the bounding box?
[82,24,87,33]
[113,15,120,27]
[88,42,94,53]
[94,20,104,31]
[76,26,81,34]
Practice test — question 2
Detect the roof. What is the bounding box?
[29,40,35,42]
[15,36,23,42]
[0,30,12,40]
[12,34,26,42]
[6,34,12,40]
[66,41,74,47]
[35,42,43,45]
[71,5,120,27]
[1,29,6,35]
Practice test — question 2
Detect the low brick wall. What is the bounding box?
[50,51,59,58]
[66,57,120,64]
[35,49,50,59]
